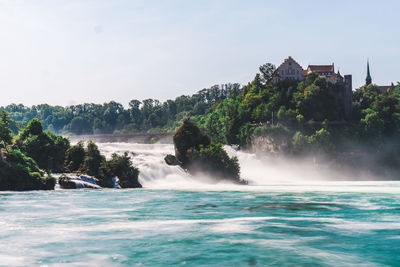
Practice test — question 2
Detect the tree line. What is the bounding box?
[1,84,242,135]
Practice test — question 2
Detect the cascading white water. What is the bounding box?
[96,142,338,189]
[223,146,337,185]
[98,143,206,188]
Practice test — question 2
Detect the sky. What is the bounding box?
[0,0,399,107]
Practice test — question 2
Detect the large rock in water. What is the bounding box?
[58,174,102,189]
[170,120,246,184]
[173,120,210,166]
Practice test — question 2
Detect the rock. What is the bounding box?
[172,120,244,184]
[164,154,180,166]
[251,135,289,155]
[58,174,102,189]
[111,176,121,188]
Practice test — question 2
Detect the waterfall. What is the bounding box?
[97,143,245,188]
[95,142,352,189]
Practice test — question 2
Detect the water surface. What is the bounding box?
[1,185,400,266]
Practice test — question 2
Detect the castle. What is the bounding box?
[272,56,353,119]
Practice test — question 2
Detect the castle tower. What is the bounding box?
[366,60,372,85]
[344,75,353,120]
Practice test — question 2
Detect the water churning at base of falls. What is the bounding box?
[1,142,400,266]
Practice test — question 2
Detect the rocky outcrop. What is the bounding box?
[58,174,102,189]
[251,136,289,155]
[169,120,246,184]
[164,154,180,166]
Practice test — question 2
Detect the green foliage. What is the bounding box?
[0,111,13,147]
[82,141,105,176]
[292,131,309,154]
[354,84,400,140]
[291,128,334,155]
[173,120,210,165]
[7,149,44,175]
[100,152,141,188]
[277,106,297,127]
[1,84,242,135]
[254,125,290,143]
[0,114,142,190]
[24,118,43,136]
[308,128,334,154]
[0,115,56,190]
[294,76,342,121]
[187,143,241,181]
[259,63,276,84]
[360,112,384,139]
[238,123,254,147]
[172,120,241,182]
[0,151,55,191]
[65,141,85,172]
[16,119,70,171]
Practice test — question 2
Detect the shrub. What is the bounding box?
[172,120,243,183]
[173,120,210,165]
[100,152,141,188]
[187,143,241,182]
[82,141,105,176]
[65,141,85,172]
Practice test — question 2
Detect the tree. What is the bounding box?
[309,128,334,154]
[361,112,384,140]
[82,141,105,176]
[0,111,13,162]
[100,152,141,188]
[187,143,241,181]
[259,63,276,84]
[70,116,91,135]
[173,120,210,165]
[65,141,85,172]
[171,120,242,183]
[16,119,70,171]
[292,131,309,154]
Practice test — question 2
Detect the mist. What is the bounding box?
[87,141,392,192]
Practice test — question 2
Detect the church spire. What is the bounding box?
[366,59,372,85]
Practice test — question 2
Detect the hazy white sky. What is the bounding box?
[0,0,398,107]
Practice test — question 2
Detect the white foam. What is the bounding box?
[92,142,400,193]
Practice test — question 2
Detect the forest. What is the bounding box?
[1,84,242,135]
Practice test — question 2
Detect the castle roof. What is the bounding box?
[307,64,334,73]
[277,56,304,70]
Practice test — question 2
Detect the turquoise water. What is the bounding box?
[1,184,400,266]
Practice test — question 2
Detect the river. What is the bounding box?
[1,143,399,266]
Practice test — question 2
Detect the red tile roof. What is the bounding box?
[307,65,334,73]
